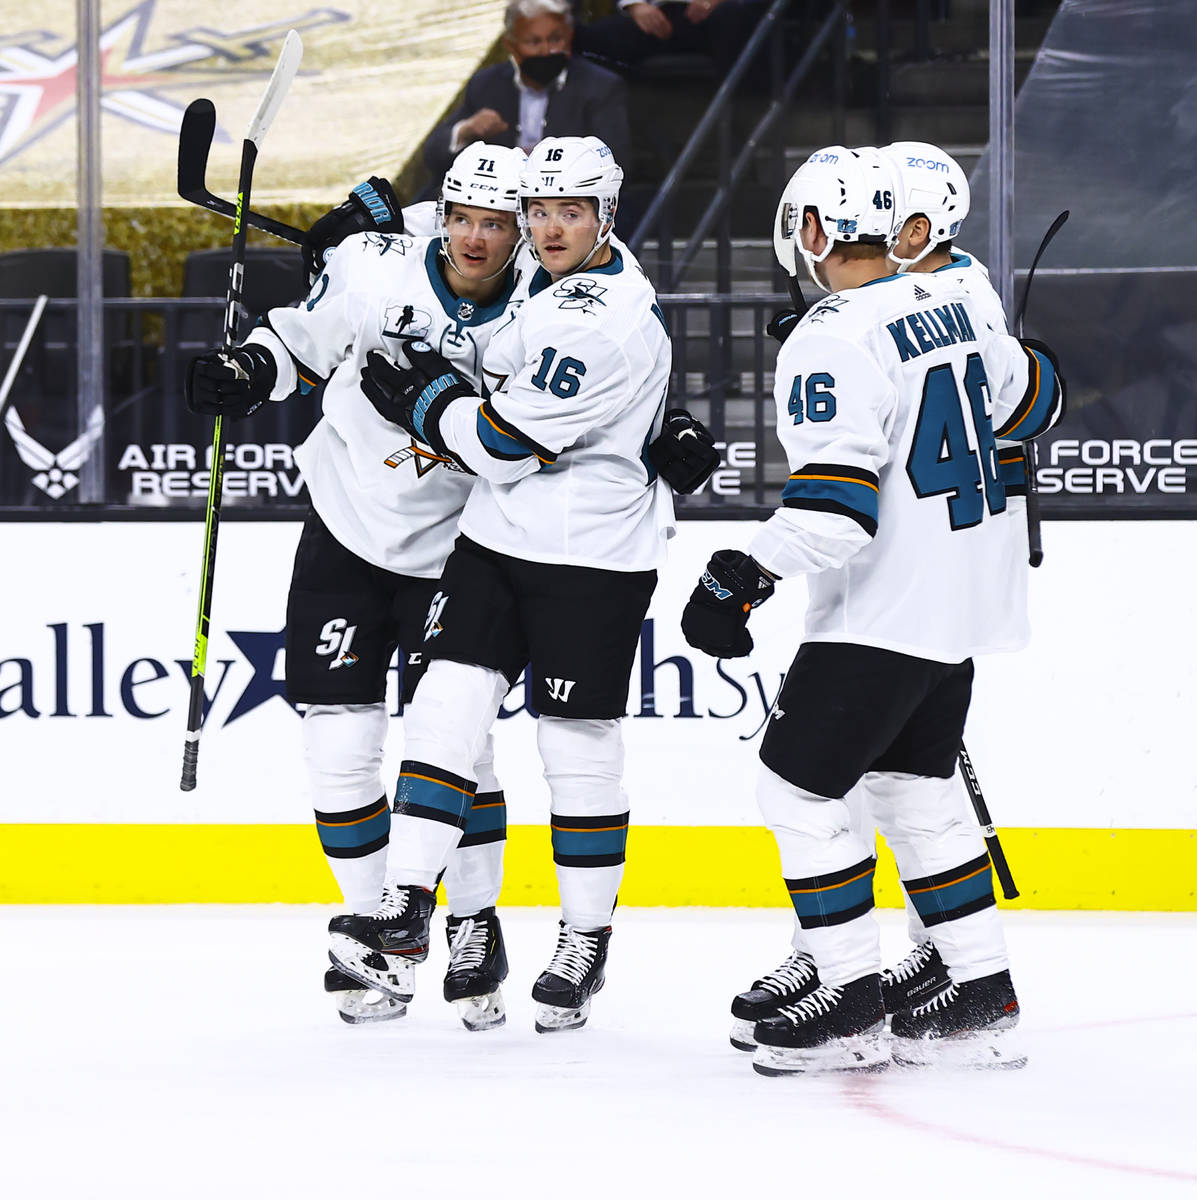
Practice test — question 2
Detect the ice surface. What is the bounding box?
[4,907,1195,1198]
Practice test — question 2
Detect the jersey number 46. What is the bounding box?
[906,352,1006,531]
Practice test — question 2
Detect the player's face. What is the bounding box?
[444,203,520,281]
[525,197,603,276]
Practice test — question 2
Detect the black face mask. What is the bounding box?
[520,52,568,86]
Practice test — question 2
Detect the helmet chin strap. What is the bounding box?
[439,238,519,284]
[887,239,937,273]
[798,239,834,294]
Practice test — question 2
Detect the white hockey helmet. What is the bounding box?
[773,145,904,292]
[518,135,624,268]
[883,141,971,269]
[437,142,526,278]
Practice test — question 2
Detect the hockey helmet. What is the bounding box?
[773,145,904,292]
[517,136,624,267]
[883,141,971,269]
[437,142,526,278]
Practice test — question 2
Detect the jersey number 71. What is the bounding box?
[906,352,1006,530]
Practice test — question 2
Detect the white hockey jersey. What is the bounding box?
[245,232,526,577]
[932,251,1031,505]
[748,268,1063,662]
[437,244,675,572]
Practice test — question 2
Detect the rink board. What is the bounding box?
[3,520,1195,907]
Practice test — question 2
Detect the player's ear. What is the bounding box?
[800,211,826,257]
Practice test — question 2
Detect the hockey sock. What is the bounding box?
[304,703,389,913]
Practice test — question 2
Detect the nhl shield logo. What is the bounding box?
[456,299,475,321]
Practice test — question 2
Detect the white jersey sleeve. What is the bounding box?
[440,318,632,484]
[748,329,897,579]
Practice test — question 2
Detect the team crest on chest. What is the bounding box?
[384,441,468,476]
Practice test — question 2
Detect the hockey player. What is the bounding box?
[683,146,1064,1074]
[326,135,675,1035]
[728,142,1038,1049]
[185,143,530,1031]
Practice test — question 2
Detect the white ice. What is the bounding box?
[5,907,1196,1199]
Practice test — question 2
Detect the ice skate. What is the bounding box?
[891,969,1026,1069]
[881,939,950,1015]
[327,884,436,1002]
[444,907,509,1031]
[532,922,611,1033]
[730,950,819,1051]
[324,965,407,1025]
[752,974,889,1076]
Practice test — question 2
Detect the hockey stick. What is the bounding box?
[177,98,308,249]
[1013,209,1069,569]
[0,294,48,421]
[181,29,304,793]
[958,743,1019,900]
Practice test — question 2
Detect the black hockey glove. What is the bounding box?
[682,549,775,659]
[360,342,474,457]
[185,344,277,420]
[304,176,404,280]
[648,409,721,494]
[766,308,802,345]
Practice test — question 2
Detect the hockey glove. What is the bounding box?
[360,342,473,458]
[304,177,404,280]
[648,409,721,494]
[766,308,802,345]
[185,345,277,420]
[682,549,775,659]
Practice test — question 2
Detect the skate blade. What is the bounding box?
[336,989,408,1025]
[751,1024,890,1076]
[454,988,506,1032]
[729,1018,757,1052]
[534,998,592,1034]
[329,934,416,1002]
[893,1026,1028,1070]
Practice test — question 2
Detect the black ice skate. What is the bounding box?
[324,965,407,1025]
[752,974,889,1076]
[880,939,950,1015]
[531,922,611,1033]
[890,968,1026,1069]
[327,884,436,1003]
[444,907,509,1032]
[730,950,820,1051]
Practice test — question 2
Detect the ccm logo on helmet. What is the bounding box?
[907,156,949,172]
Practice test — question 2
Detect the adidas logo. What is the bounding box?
[913,283,931,301]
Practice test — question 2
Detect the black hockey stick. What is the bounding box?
[177,97,308,248]
[181,30,304,793]
[1014,209,1069,569]
[958,743,1019,900]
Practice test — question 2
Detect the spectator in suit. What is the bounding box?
[575,0,760,80]
[422,0,630,180]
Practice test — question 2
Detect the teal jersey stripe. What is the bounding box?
[550,823,628,860]
[476,407,534,460]
[782,475,879,528]
[463,797,507,840]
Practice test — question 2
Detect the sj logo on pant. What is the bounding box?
[316,619,359,671]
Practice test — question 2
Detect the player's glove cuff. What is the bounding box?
[681,549,775,659]
[185,343,277,420]
[766,308,802,345]
[648,408,721,494]
[304,176,404,279]
[360,343,473,458]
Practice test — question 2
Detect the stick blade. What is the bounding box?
[177,98,216,202]
[246,30,303,148]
